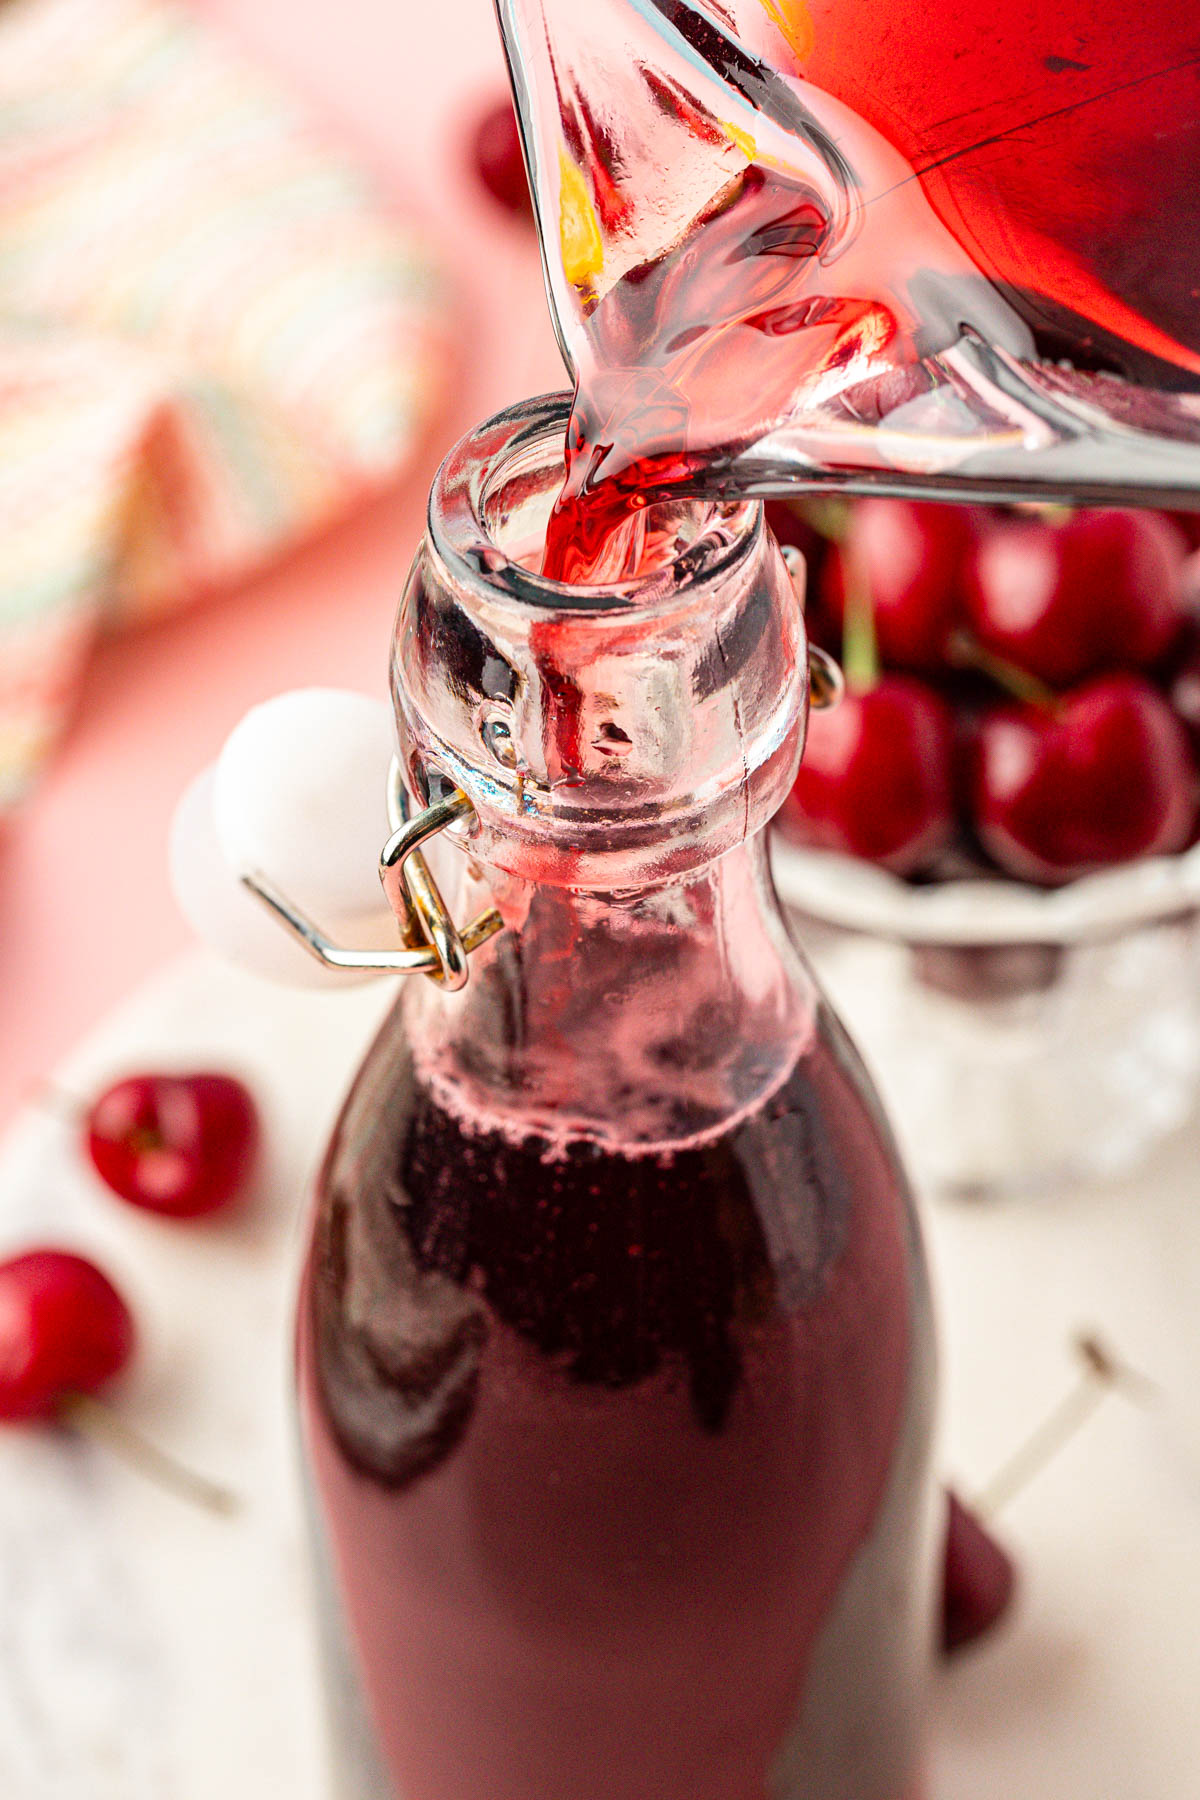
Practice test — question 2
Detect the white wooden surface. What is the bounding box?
[1,949,1198,1800]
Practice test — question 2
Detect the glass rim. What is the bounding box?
[426,392,763,617]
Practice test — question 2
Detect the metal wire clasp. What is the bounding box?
[241,760,503,989]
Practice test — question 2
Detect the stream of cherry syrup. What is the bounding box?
[540,165,848,584]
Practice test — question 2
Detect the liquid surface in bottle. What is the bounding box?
[500,0,1200,581]
[299,1004,937,1800]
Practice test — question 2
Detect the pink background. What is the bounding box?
[0,0,563,1132]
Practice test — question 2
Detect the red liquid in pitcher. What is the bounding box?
[529,0,1200,582]
[299,1006,936,1800]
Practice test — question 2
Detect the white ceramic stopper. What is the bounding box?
[169,689,399,987]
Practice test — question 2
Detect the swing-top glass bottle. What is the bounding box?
[295,395,940,1800]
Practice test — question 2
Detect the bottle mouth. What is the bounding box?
[428,393,761,615]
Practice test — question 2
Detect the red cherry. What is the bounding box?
[779,675,956,874]
[970,674,1197,885]
[85,1073,259,1219]
[941,1490,1017,1654]
[469,98,532,219]
[966,508,1187,686]
[0,1251,135,1422]
[821,500,980,670]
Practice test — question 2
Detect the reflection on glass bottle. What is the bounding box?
[296,398,939,1800]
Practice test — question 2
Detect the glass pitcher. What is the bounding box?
[496,0,1200,526]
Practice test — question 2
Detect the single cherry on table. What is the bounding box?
[0,1246,237,1512]
[941,1491,1017,1654]
[85,1072,259,1219]
[0,1250,134,1423]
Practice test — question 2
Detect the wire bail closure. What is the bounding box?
[241,759,503,988]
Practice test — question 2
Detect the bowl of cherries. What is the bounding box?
[768,498,1200,1197]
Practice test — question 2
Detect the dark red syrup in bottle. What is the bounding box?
[298,1002,937,1800]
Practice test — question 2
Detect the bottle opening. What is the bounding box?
[431,394,760,613]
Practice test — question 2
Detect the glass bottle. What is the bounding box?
[495,0,1200,529]
[296,395,939,1800]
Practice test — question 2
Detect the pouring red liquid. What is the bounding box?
[500,0,1200,583]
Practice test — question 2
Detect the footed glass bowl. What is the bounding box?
[771,836,1200,1197]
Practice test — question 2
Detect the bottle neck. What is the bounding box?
[404,832,815,1154]
[394,399,807,895]
[391,396,812,1146]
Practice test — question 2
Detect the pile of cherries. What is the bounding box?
[773,499,1200,885]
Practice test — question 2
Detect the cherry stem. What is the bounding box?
[58,1391,240,1518]
[1014,501,1072,526]
[840,540,878,695]
[973,1331,1157,1520]
[800,496,853,544]
[948,629,1059,711]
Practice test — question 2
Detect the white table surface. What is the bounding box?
[1,948,1198,1800]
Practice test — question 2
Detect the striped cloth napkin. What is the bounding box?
[0,0,450,811]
